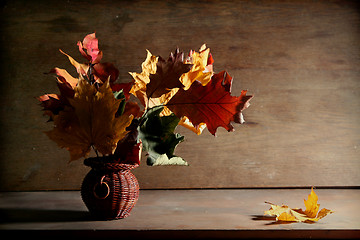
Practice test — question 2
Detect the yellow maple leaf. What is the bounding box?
[129,49,158,107]
[264,203,318,222]
[46,77,133,161]
[264,188,334,223]
[180,44,213,90]
[277,212,297,222]
[304,187,320,218]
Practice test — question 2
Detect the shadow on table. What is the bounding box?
[0,208,91,223]
[251,215,295,225]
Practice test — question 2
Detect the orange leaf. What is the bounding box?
[59,49,89,76]
[49,67,78,89]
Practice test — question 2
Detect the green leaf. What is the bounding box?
[113,89,125,99]
[151,154,189,166]
[113,90,126,117]
[138,106,187,166]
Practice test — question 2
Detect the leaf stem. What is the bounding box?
[92,145,99,157]
[88,63,95,85]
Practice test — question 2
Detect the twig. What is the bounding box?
[92,145,99,157]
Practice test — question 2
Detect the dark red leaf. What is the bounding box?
[123,101,142,118]
[111,81,134,100]
[93,62,119,82]
[37,94,62,118]
[114,127,141,165]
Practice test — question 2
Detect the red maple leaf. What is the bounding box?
[167,71,253,135]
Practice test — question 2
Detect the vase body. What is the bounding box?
[81,157,139,220]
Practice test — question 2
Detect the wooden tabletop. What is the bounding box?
[1,189,359,238]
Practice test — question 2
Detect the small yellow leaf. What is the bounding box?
[277,212,297,222]
[264,203,319,223]
[304,187,320,218]
[317,208,334,219]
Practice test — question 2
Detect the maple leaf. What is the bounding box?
[46,78,133,161]
[174,44,214,134]
[166,71,253,135]
[129,50,158,107]
[146,48,192,99]
[46,105,92,161]
[180,44,213,90]
[264,188,334,223]
[304,186,320,218]
[138,106,187,166]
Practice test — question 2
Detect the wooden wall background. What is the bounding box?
[0,0,359,191]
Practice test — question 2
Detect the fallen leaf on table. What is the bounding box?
[264,187,334,223]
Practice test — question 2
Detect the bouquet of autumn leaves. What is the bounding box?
[38,33,253,166]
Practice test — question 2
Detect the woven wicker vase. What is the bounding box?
[81,157,140,220]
